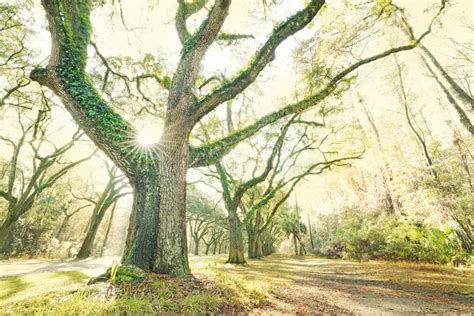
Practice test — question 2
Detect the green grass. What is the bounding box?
[0,271,88,307]
[0,277,28,301]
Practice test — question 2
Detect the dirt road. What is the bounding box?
[192,255,474,315]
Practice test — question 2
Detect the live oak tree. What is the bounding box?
[29,0,444,275]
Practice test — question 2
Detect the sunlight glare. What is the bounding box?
[136,131,157,147]
[134,125,162,149]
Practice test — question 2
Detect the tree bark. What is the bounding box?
[153,127,190,276]
[122,165,159,271]
[293,233,298,255]
[77,214,104,258]
[193,237,200,255]
[100,201,117,257]
[247,221,256,258]
[0,213,17,250]
[227,209,245,263]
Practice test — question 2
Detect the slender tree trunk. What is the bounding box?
[56,212,76,241]
[78,197,117,259]
[77,215,104,258]
[361,103,401,214]
[193,237,200,255]
[246,220,256,258]
[100,201,117,257]
[308,213,315,250]
[419,54,474,135]
[227,209,245,264]
[419,44,474,109]
[297,235,306,255]
[212,240,218,255]
[454,138,473,193]
[293,233,299,255]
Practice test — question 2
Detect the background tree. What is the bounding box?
[186,187,226,256]
[74,163,130,259]
[282,210,307,255]
[0,111,92,251]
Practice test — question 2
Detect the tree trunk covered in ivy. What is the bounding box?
[122,164,159,271]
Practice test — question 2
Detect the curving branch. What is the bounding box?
[190,0,325,121]
[175,0,209,44]
[168,0,231,110]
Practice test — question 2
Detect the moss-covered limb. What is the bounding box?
[168,0,230,110]
[189,41,422,168]
[216,32,254,45]
[30,0,136,175]
[175,0,209,44]
[190,0,325,121]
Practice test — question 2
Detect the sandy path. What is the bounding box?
[210,255,474,315]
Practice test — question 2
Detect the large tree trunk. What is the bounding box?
[0,206,22,251]
[122,165,159,271]
[153,127,190,276]
[227,210,245,264]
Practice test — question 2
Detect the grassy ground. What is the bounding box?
[1,254,473,314]
[0,271,88,306]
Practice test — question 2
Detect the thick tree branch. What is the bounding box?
[30,0,136,176]
[190,0,325,121]
[168,0,231,111]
